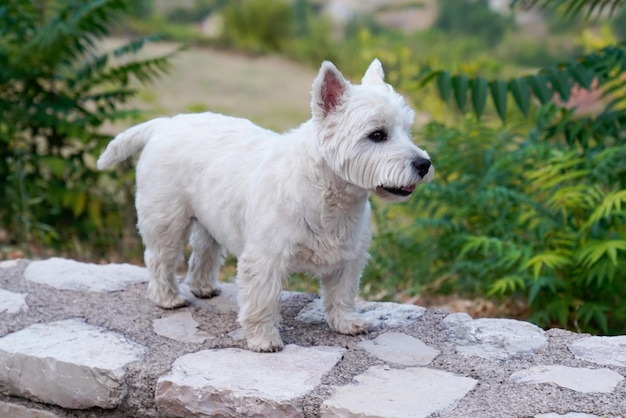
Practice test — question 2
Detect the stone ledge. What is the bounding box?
[0,257,625,417]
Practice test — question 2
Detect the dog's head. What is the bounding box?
[310,59,434,203]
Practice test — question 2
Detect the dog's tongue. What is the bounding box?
[401,185,416,193]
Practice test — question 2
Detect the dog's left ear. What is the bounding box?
[312,61,348,118]
[361,59,385,86]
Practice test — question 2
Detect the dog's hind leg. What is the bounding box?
[185,220,223,298]
[140,211,191,309]
[321,259,371,335]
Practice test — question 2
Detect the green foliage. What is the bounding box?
[421,40,626,125]
[512,0,626,18]
[435,0,513,46]
[364,109,626,334]
[220,0,294,53]
[0,0,174,255]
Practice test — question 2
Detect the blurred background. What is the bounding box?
[1,0,625,335]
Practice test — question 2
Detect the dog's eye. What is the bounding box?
[368,130,387,143]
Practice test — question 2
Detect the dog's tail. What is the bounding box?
[97,117,167,169]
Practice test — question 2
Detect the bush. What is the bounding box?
[219,0,293,53]
[364,105,626,335]
[0,0,173,256]
[435,0,513,47]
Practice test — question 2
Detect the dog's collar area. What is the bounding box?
[378,184,415,196]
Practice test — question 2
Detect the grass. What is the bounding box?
[100,38,316,134]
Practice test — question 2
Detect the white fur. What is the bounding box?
[98,59,434,352]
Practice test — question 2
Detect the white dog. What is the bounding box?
[97,59,434,352]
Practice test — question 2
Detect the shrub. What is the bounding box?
[434,0,513,47]
[0,0,174,256]
[364,105,626,335]
[219,0,293,53]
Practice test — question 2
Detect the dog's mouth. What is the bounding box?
[378,184,416,197]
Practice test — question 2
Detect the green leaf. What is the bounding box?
[545,67,571,102]
[523,252,572,279]
[489,79,508,122]
[509,77,530,118]
[576,240,626,267]
[470,77,488,120]
[40,156,68,178]
[527,74,552,104]
[437,70,451,103]
[567,62,594,89]
[487,275,525,297]
[452,74,468,113]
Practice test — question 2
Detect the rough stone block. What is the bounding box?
[0,318,147,409]
[153,311,212,343]
[358,332,440,366]
[321,365,477,418]
[568,336,626,367]
[0,288,27,314]
[510,365,624,393]
[156,344,345,417]
[24,257,148,292]
[0,401,59,418]
[296,299,426,329]
[443,312,547,360]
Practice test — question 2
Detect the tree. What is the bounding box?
[0,0,176,253]
[407,0,626,334]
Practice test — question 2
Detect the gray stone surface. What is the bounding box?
[568,336,626,367]
[156,344,345,417]
[358,331,440,366]
[0,259,22,269]
[536,413,619,418]
[1,258,626,417]
[296,298,426,328]
[0,288,27,313]
[0,318,147,409]
[0,401,60,418]
[153,311,213,343]
[321,365,478,418]
[24,257,148,292]
[443,312,548,360]
[510,365,624,393]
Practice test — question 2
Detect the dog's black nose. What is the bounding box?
[413,157,431,178]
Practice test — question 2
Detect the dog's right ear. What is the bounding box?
[311,61,348,118]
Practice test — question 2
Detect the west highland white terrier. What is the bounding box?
[98,59,434,352]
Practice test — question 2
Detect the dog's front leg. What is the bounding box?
[236,257,284,352]
[321,260,371,335]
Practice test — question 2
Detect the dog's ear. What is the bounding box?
[361,59,385,86]
[312,61,348,118]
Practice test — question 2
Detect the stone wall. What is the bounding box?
[0,258,625,417]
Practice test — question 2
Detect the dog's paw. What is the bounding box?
[328,314,371,335]
[190,285,221,299]
[245,326,284,352]
[155,294,189,310]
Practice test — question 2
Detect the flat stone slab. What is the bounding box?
[153,311,213,343]
[24,257,149,292]
[0,259,22,269]
[156,344,345,417]
[568,336,626,367]
[0,318,147,409]
[0,288,27,313]
[296,298,426,329]
[442,312,547,360]
[181,281,239,314]
[536,413,621,418]
[0,401,60,418]
[358,332,440,366]
[510,365,624,393]
[321,365,477,418]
